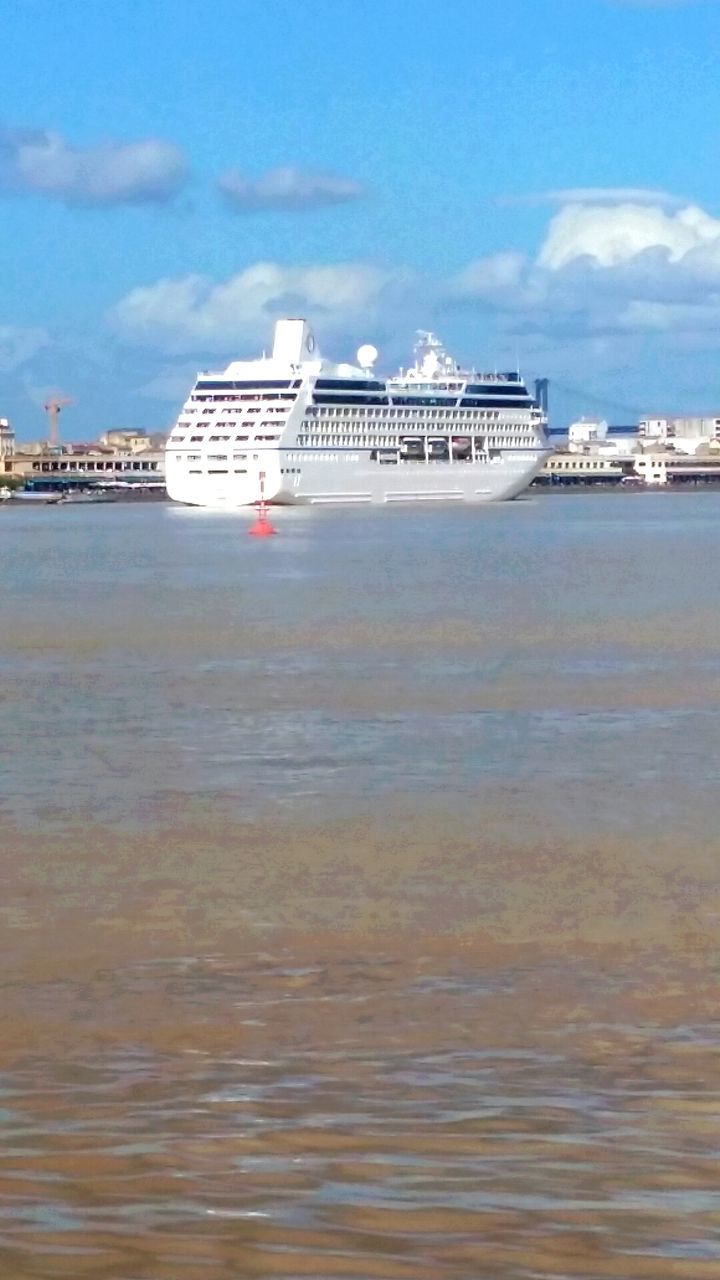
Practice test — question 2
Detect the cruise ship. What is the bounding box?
[165,319,550,508]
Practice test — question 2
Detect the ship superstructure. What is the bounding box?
[165,319,550,507]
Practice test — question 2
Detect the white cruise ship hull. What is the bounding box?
[167,449,550,509]
[165,318,551,512]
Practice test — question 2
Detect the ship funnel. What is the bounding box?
[272,318,319,363]
[535,377,549,413]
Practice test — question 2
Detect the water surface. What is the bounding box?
[2,492,720,1277]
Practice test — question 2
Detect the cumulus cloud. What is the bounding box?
[107,185,720,393]
[0,126,187,206]
[110,261,412,353]
[538,202,720,269]
[217,166,364,212]
[447,196,720,343]
[0,324,49,372]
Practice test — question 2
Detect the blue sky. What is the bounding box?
[2,0,720,438]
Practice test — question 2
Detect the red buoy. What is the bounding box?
[249,500,276,537]
[249,471,277,536]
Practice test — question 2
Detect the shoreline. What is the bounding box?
[532,481,720,495]
[3,482,720,511]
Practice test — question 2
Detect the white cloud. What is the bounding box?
[501,187,684,208]
[0,127,187,206]
[448,196,720,345]
[218,166,364,212]
[539,202,720,269]
[0,324,49,372]
[110,261,412,354]
[107,190,720,411]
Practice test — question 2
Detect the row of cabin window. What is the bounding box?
[181,420,282,430]
[293,430,535,443]
[191,467,312,476]
[312,396,532,408]
[295,436,530,450]
[181,433,280,443]
[282,452,359,463]
[192,467,298,476]
[181,406,261,415]
[180,416,285,428]
[389,376,521,388]
[312,382,528,396]
[384,382,463,392]
[191,392,297,402]
[304,427,530,437]
[185,453,255,462]
[181,406,288,416]
[307,406,526,421]
[201,433,279,442]
[186,458,303,472]
[206,453,254,462]
[195,379,301,390]
[179,424,279,434]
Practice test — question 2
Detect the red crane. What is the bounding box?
[44,396,75,448]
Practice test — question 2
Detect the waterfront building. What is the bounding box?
[567,418,609,451]
[638,414,720,455]
[539,448,720,487]
[3,448,165,487]
[539,454,625,484]
[0,418,15,459]
[99,428,164,454]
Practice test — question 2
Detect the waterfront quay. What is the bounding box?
[6,412,720,502]
[7,446,720,499]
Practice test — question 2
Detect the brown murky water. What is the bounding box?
[2,495,720,1277]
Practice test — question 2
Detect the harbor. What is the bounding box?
[5,0,720,1274]
[8,387,720,507]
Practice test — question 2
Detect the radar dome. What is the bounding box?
[356,343,378,368]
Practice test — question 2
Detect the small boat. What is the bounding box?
[57,491,117,505]
[12,488,62,503]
